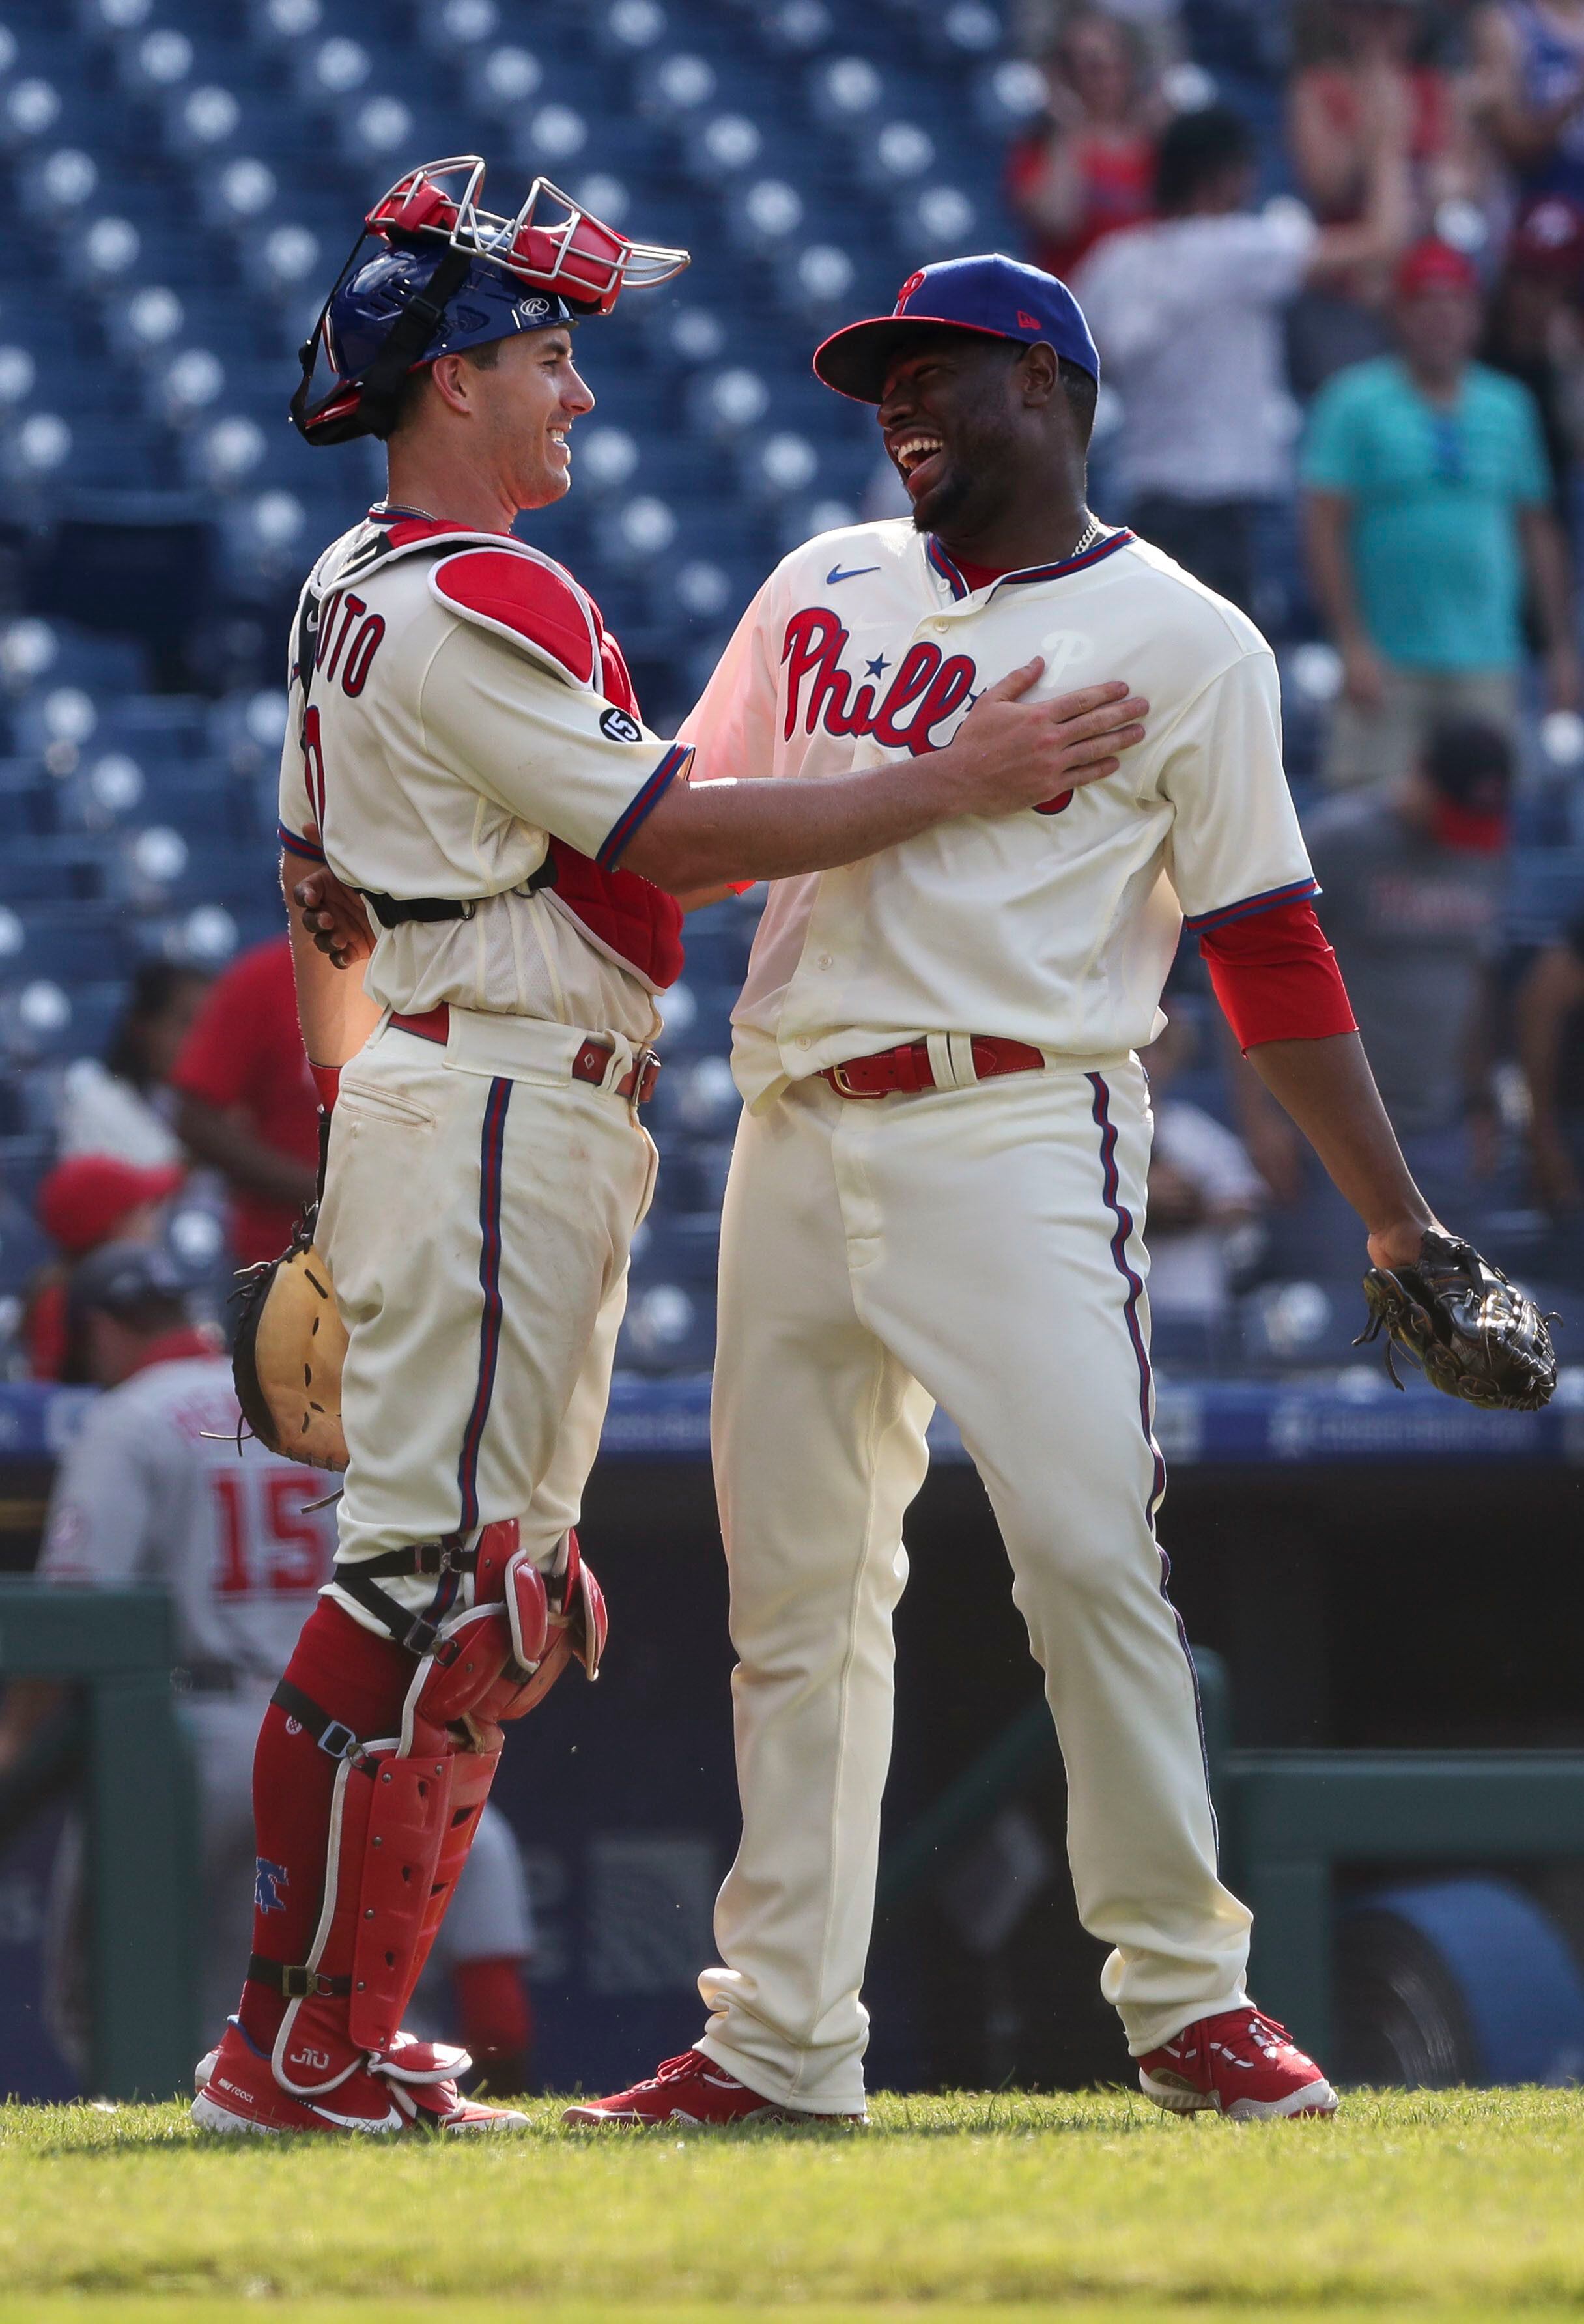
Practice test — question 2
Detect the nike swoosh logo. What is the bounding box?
[826,564,880,585]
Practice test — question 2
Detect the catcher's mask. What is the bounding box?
[292,154,690,446]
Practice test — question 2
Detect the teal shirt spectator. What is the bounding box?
[1300,356,1551,672]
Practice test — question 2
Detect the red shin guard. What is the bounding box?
[242,1601,413,2052]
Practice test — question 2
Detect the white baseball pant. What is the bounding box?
[696,1058,1251,2114]
[317,1010,657,1609]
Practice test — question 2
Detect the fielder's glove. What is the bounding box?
[231,1116,348,1475]
[1354,1229,1558,1411]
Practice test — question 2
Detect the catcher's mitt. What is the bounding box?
[1354,1230,1558,1411]
[231,1206,349,1470]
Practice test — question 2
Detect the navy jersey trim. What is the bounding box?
[279,822,326,864]
[927,527,1135,603]
[1183,876,1319,937]
[597,743,692,871]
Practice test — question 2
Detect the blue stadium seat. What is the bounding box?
[1,904,131,982]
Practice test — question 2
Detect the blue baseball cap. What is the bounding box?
[813,253,1101,404]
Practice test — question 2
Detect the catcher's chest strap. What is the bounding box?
[272,1678,381,1774]
[249,1952,352,2001]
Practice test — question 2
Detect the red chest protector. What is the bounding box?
[377,520,684,991]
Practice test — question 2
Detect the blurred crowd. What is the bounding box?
[1002,0,1584,1350]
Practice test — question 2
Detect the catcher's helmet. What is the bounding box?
[293,155,690,446]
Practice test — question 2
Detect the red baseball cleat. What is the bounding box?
[1137,2005,1338,2120]
[191,2020,403,2135]
[191,2020,528,2135]
[562,2049,864,2127]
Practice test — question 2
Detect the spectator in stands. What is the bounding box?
[1076,102,1411,611]
[24,1152,182,1380]
[55,959,209,1171]
[1471,0,1584,210]
[1143,1010,1269,1335]
[1307,717,1514,1208]
[1006,10,1161,282]
[1481,193,1584,509]
[1286,0,1482,394]
[1515,913,1584,1206]
[1302,238,1579,789]
[168,935,320,1268]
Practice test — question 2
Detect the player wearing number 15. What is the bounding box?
[196,159,1145,2136]
[0,1241,335,2056]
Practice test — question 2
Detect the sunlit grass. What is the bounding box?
[0,2085,1580,2316]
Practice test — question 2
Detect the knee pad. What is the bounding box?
[403,1522,607,1733]
[486,1526,608,1721]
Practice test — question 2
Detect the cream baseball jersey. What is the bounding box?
[682,520,1316,1108]
[277,511,692,1040]
[38,1353,337,1681]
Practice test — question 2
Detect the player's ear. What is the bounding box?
[428,352,476,419]
[1018,341,1059,409]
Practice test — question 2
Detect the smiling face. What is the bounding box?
[468,326,596,510]
[877,328,1062,539]
[410,324,596,513]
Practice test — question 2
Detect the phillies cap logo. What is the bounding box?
[894,270,927,313]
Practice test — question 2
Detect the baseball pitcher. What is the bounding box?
[571,257,1555,2132]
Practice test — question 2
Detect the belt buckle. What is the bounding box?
[633,1047,660,1106]
[829,1061,886,1101]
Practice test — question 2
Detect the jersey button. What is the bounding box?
[817,953,834,969]
[795,1035,812,1049]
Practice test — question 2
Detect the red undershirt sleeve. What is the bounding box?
[1197,895,1357,1051]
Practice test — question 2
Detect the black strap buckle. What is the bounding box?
[272,1679,376,1774]
[249,1951,352,2000]
[315,1718,358,1762]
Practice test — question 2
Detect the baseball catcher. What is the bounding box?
[193,158,1153,2136]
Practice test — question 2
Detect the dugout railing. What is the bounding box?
[877,1649,1584,2068]
[0,1583,199,2099]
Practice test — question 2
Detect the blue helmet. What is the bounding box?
[293,155,690,445]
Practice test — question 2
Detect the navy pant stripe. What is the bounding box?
[456,1075,512,1535]
[1087,1071,1215,1828]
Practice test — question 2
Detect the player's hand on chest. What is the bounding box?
[782,595,1158,803]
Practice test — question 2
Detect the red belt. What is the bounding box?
[389,1005,661,1105]
[821,1036,1046,1100]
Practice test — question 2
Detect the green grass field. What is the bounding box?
[1,2086,1581,2322]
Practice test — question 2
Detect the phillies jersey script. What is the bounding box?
[683,520,1317,1106]
[277,510,690,1041]
[39,1355,335,1679]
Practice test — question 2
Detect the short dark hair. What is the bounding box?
[1153,103,1256,214]
[1058,355,1098,446]
[383,333,505,441]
